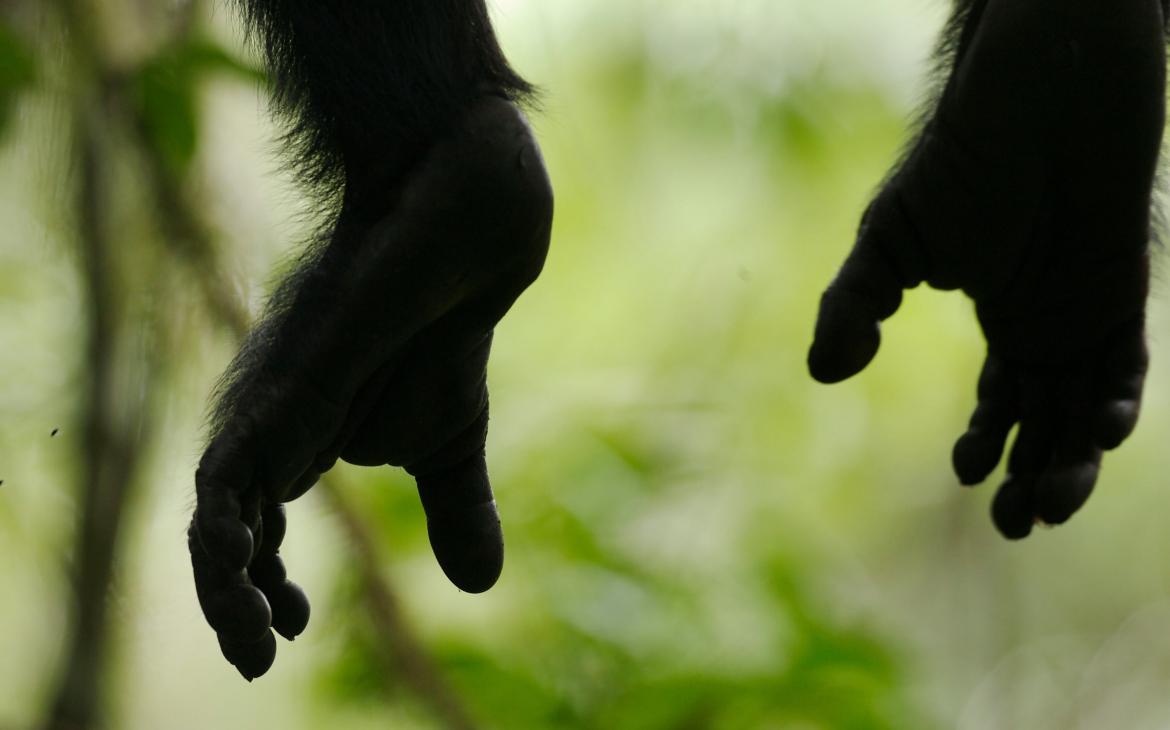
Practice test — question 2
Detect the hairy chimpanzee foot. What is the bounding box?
[951,316,1147,538]
[190,95,552,679]
[809,0,1164,536]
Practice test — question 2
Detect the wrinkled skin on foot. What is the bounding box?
[809,0,1165,538]
[188,97,552,680]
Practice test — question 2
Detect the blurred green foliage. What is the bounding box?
[133,38,264,173]
[0,20,35,135]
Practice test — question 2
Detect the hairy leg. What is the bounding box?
[809,0,1165,536]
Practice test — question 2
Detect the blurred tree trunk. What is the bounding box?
[34,0,482,726]
[40,2,157,728]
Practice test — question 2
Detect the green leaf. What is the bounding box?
[0,21,37,139]
[182,38,268,86]
[135,57,199,173]
[132,37,265,174]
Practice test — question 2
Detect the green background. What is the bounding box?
[2,1,1170,728]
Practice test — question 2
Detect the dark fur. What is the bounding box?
[934,0,1170,244]
[939,0,1170,66]
[889,0,1170,283]
[923,0,1169,160]
[233,0,535,206]
[932,0,1170,251]
[211,0,537,436]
